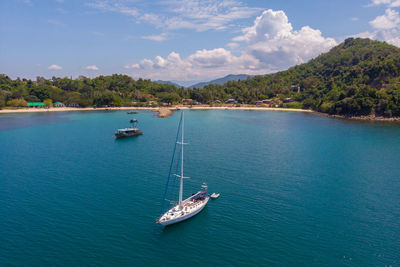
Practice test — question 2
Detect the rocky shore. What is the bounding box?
[318,112,400,122]
[156,108,173,118]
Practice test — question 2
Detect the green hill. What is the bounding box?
[274,37,400,116]
[190,38,400,117]
[1,38,400,117]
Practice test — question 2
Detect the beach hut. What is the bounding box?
[225,99,238,104]
[68,103,79,107]
[262,99,273,104]
[182,99,193,104]
[27,102,46,108]
[54,102,65,107]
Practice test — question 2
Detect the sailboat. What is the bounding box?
[156,112,209,226]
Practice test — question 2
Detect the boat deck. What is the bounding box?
[157,192,209,224]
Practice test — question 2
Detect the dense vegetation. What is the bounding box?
[191,38,400,117]
[0,74,186,108]
[1,38,400,117]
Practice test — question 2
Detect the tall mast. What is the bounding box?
[179,112,184,208]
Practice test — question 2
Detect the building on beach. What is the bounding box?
[54,102,65,107]
[182,99,193,104]
[225,99,238,104]
[283,98,294,103]
[67,103,79,107]
[27,102,46,108]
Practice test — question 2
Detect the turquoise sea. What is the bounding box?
[1,110,400,266]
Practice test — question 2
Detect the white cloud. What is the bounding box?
[141,33,168,42]
[355,8,400,47]
[48,64,62,70]
[86,1,138,16]
[369,0,400,7]
[123,9,337,81]
[233,9,337,69]
[87,0,261,32]
[124,63,140,69]
[351,17,360,21]
[84,65,99,70]
[188,48,235,67]
[370,8,400,29]
[226,42,240,49]
[159,0,262,31]
[357,30,400,46]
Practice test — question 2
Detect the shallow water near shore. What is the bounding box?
[1,110,400,265]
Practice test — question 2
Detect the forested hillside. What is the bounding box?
[1,38,400,117]
[0,74,186,107]
[191,38,400,117]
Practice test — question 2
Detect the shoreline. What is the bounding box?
[0,105,313,114]
[1,106,399,121]
[324,113,400,122]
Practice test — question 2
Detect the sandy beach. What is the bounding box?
[0,105,313,114]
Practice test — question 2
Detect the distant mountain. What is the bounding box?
[154,80,182,87]
[188,74,251,88]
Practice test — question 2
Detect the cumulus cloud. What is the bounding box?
[226,42,240,49]
[356,8,400,47]
[123,9,337,81]
[48,64,62,70]
[233,9,337,69]
[188,48,235,68]
[357,30,400,46]
[84,65,99,70]
[370,8,400,29]
[369,0,400,7]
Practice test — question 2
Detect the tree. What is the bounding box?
[157,92,180,105]
[93,92,114,106]
[43,99,53,108]
[112,96,122,106]
[6,98,27,107]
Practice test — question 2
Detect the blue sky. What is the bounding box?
[1,0,400,83]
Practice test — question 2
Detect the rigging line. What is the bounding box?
[160,113,182,214]
[168,145,182,203]
[167,115,183,207]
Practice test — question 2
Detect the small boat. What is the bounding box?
[127,110,138,114]
[115,118,143,138]
[115,128,143,138]
[156,112,209,226]
[211,193,220,199]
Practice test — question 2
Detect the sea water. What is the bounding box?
[0,110,399,265]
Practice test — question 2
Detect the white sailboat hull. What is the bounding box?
[157,193,209,226]
[157,112,210,227]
